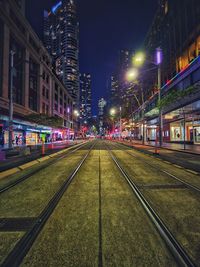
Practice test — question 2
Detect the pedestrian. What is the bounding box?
[15,136,19,145]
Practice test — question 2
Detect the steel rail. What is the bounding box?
[1,142,96,267]
[105,143,196,267]
[111,142,200,194]
[0,141,90,194]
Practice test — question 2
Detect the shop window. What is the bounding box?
[188,42,196,62]
[197,36,200,56]
[178,51,189,72]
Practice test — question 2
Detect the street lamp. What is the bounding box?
[156,47,163,147]
[129,48,163,147]
[110,108,116,137]
[73,109,80,139]
[125,68,138,82]
[67,107,70,140]
[133,51,146,66]
[110,108,116,116]
[8,50,15,149]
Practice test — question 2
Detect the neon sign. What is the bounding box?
[52,1,62,14]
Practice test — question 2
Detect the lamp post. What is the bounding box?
[8,50,15,149]
[67,107,70,140]
[156,47,163,147]
[119,106,122,140]
[110,108,116,137]
[127,48,163,147]
[73,110,79,139]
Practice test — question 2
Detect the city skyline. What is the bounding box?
[26,0,158,115]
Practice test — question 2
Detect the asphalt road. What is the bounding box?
[0,140,199,266]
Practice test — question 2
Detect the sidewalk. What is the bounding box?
[0,140,84,172]
[112,139,200,173]
[120,139,200,155]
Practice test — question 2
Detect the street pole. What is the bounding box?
[158,63,163,147]
[9,50,15,149]
[119,106,122,140]
[183,109,186,150]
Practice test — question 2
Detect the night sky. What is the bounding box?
[26,0,158,115]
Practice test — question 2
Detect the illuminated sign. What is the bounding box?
[52,1,62,14]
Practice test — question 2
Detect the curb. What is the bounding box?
[115,141,200,176]
[0,141,87,180]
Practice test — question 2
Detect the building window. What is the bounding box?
[0,19,3,97]
[46,89,49,99]
[46,74,49,84]
[42,102,45,114]
[10,35,25,105]
[42,71,45,80]
[29,57,38,111]
[42,86,45,97]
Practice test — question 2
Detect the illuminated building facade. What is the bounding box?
[110,49,134,113]
[132,0,200,145]
[0,0,74,146]
[43,0,79,106]
[98,98,107,134]
[80,73,92,123]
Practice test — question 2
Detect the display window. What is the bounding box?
[194,127,200,143]
[26,132,39,146]
[170,126,181,141]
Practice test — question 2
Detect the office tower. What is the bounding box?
[44,0,79,105]
[80,73,92,122]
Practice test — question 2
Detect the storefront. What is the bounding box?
[0,116,52,146]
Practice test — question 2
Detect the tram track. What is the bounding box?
[1,142,96,267]
[0,141,90,194]
[105,141,196,267]
[110,141,200,194]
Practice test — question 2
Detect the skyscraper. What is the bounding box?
[43,0,79,106]
[110,49,134,110]
[80,73,92,122]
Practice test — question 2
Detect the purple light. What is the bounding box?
[67,107,70,113]
[156,48,162,65]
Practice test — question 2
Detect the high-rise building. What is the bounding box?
[0,0,75,147]
[43,0,79,106]
[14,0,25,15]
[98,98,107,134]
[80,73,92,122]
[110,49,134,111]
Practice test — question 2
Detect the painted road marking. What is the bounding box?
[173,164,183,169]
[186,169,199,175]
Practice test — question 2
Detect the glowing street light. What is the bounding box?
[110,108,116,116]
[133,51,146,66]
[74,110,80,117]
[126,68,138,82]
